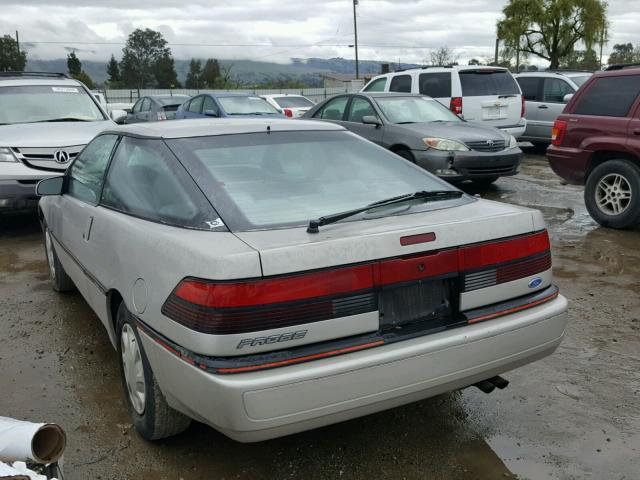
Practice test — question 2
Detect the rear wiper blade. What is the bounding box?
[307,190,463,233]
[498,94,518,98]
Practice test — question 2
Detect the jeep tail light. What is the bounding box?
[157,110,167,121]
[450,97,463,115]
[521,95,525,118]
[551,120,567,146]
[283,108,293,117]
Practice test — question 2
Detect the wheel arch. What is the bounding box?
[586,151,639,180]
[389,144,413,154]
[106,289,124,348]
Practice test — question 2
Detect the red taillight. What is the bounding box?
[459,230,550,270]
[283,108,293,117]
[521,95,525,118]
[450,97,463,115]
[551,120,567,146]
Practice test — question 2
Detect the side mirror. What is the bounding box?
[111,109,127,124]
[362,115,382,126]
[36,177,64,196]
[204,109,219,117]
[563,93,574,104]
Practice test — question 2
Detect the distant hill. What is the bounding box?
[26,57,420,87]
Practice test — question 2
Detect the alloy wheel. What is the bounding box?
[595,173,632,216]
[44,229,56,281]
[121,324,146,415]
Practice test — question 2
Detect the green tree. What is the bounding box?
[497,0,608,69]
[468,58,482,65]
[428,46,458,66]
[201,58,220,88]
[119,28,173,88]
[155,53,180,88]
[67,52,81,76]
[185,59,202,88]
[561,48,600,70]
[0,35,27,71]
[106,54,121,85]
[73,71,94,89]
[607,43,636,65]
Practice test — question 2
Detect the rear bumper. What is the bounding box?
[413,147,522,181]
[546,145,590,185]
[139,294,568,442]
[499,122,527,139]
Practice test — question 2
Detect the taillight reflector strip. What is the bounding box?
[467,288,559,324]
[459,231,550,270]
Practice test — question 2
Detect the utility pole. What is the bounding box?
[494,38,499,66]
[352,0,359,79]
[15,30,20,57]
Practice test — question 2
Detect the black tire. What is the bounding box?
[584,159,640,229]
[116,302,191,440]
[394,149,416,163]
[471,176,500,186]
[43,224,75,292]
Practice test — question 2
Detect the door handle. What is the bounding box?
[538,105,549,109]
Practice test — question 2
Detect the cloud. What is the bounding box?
[0,0,637,65]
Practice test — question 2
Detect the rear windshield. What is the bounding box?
[0,85,106,124]
[570,75,591,87]
[459,70,520,96]
[273,96,314,108]
[157,96,189,106]
[167,131,461,231]
[217,96,280,115]
[161,104,181,112]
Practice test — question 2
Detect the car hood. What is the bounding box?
[0,120,114,147]
[397,121,510,143]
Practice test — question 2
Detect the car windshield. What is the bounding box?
[0,85,106,124]
[167,131,462,230]
[274,96,314,108]
[570,75,591,87]
[459,70,520,96]
[217,96,280,115]
[156,96,189,106]
[375,97,461,124]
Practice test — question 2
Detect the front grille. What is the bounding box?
[464,165,517,175]
[465,140,506,152]
[12,145,84,171]
[463,251,551,292]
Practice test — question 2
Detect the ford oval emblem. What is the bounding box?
[528,277,543,289]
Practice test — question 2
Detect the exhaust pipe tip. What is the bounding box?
[474,380,496,394]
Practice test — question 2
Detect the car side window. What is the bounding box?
[517,77,541,101]
[543,78,574,103]
[347,97,376,123]
[315,96,349,120]
[101,136,219,229]
[202,96,219,116]
[573,76,640,117]
[140,98,152,112]
[418,73,452,97]
[132,99,142,114]
[389,75,412,93]
[188,96,204,113]
[363,77,387,92]
[66,135,118,204]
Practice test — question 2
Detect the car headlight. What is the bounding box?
[423,138,469,152]
[0,147,18,163]
[508,135,518,149]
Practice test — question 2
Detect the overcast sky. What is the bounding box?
[1,0,639,65]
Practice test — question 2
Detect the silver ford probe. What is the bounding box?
[36,118,568,442]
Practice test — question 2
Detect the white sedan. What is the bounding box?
[36,119,567,442]
[261,94,315,117]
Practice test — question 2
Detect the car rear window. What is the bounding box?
[516,77,540,101]
[273,96,314,108]
[167,131,461,231]
[218,96,279,115]
[572,76,640,117]
[157,96,189,106]
[389,75,412,93]
[418,73,452,97]
[459,70,520,96]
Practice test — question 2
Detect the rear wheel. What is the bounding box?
[43,225,75,292]
[584,159,640,229]
[471,176,499,186]
[116,302,191,440]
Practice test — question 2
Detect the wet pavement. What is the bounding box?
[1,152,638,479]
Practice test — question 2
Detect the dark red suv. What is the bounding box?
[547,67,640,229]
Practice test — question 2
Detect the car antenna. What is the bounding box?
[266,125,271,135]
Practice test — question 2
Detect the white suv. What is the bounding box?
[0,72,115,212]
[362,66,527,138]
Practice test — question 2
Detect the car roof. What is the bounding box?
[357,92,429,99]
[262,94,307,99]
[593,66,640,77]
[201,92,265,98]
[0,73,86,88]
[104,118,345,139]
[382,65,509,75]
[515,71,592,78]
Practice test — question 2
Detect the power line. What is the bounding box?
[22,40,440,49]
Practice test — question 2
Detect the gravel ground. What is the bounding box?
[0,152,638,479]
